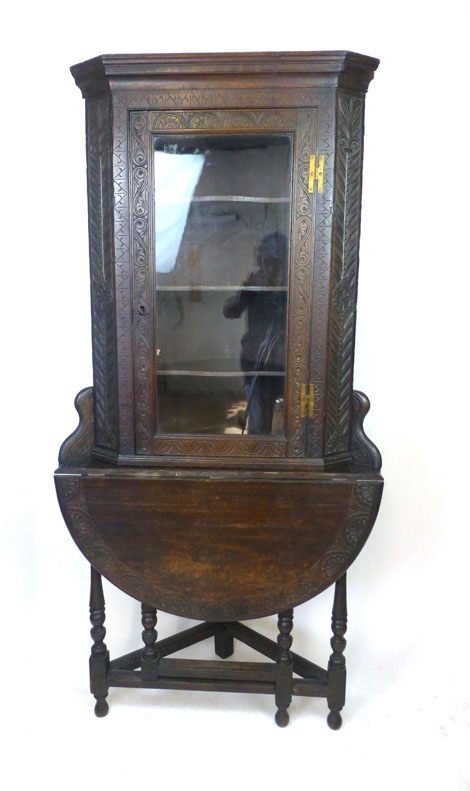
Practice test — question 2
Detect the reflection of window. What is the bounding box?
[154,150,205,273]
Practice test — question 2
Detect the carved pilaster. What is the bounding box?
[307,88,336,458]
[86,95,119,453]
[286,109,317,457]
[325,92,366,463]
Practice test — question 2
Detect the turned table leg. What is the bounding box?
[275,609,294,727]
[89,567,110,717]
[327,573,347,730]
[141,604,159,678]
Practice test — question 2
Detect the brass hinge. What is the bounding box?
[308,154,324,194]
[300,383,315,419]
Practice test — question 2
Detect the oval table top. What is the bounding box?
[55,466,383,621]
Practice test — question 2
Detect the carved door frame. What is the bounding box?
[129,108,320,459]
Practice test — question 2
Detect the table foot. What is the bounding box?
[327,710,342,730]
[275,707,290,727]
[94,697,109,717]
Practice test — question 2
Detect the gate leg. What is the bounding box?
[275,609,294,727]
[141,605,159,679]
[327,573,347,730]
[89,567,110,717]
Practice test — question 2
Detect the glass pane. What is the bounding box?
[154,133,292,437]
[157,375,285,436]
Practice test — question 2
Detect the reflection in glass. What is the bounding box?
[154,134,292,437]
[154,150,205,274]
[223,232,287,434]
[157,375,248,435]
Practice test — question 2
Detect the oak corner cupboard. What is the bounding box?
[55,50,383,728]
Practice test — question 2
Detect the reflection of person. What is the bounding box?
[223,232,288,435]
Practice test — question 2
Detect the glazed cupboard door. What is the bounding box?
[130,109,320,459]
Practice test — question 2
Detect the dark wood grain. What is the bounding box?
[57,51,382,726]
[55,469,382,621]
[107,670,276,695]
[69,51,379,468]
[71,51,379,99]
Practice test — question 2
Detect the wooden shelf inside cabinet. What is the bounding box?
[58,50,383,728]
[158,370,286,377]
[155,286,288,291]
[160,195,291,203]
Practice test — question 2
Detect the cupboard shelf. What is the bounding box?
[158,195,290,204]
[157,370,286,377]
[155,285,288,292]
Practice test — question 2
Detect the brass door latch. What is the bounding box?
[300,383,315,419]
[308,154,324,194]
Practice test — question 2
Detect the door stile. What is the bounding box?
[286,108,319,457]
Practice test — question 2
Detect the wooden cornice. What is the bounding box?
[71,51,380,98]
